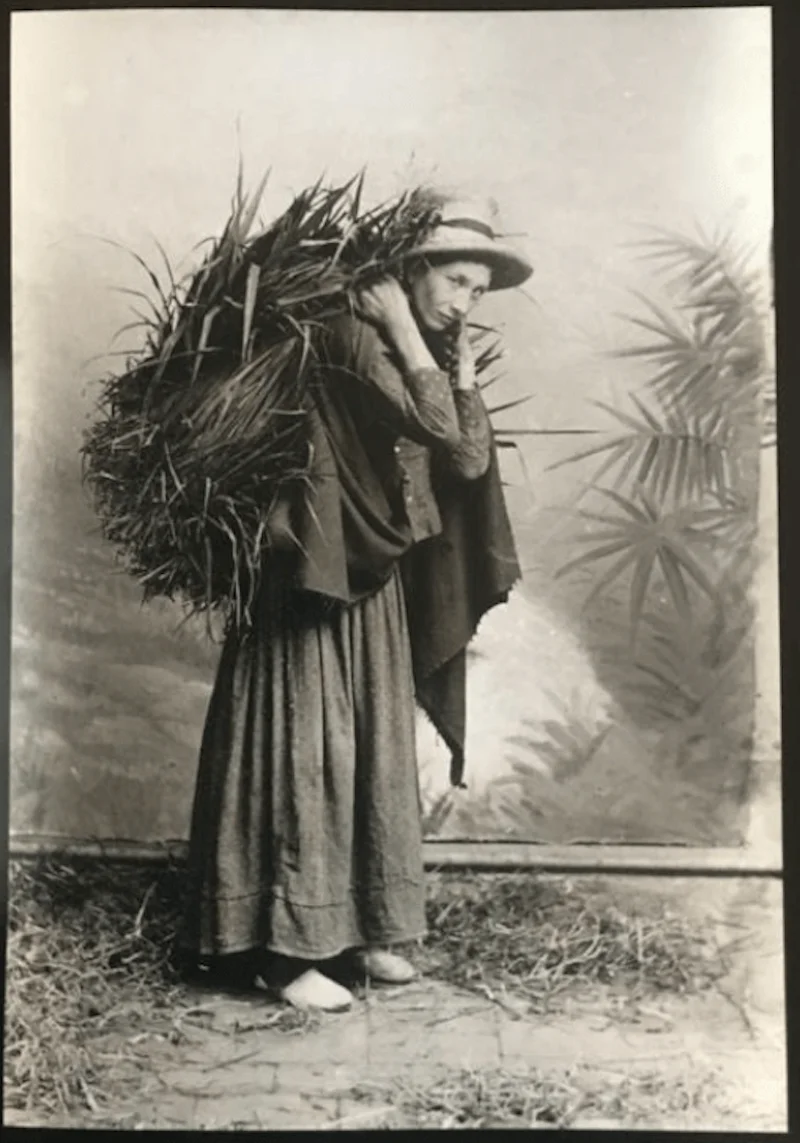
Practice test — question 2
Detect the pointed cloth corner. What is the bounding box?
[402,441,521,787]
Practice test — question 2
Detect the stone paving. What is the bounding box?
[87,960,783,1132]
[3,876,786,1132]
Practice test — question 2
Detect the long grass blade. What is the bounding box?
[487,395,533,416]
[241,263,261,362]
[192,306,221,385]
[96,235,173,316]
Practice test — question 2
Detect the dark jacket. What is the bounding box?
[283,311,521,785]
[286,312,493,603]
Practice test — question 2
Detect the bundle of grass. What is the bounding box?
[81,171,506,630]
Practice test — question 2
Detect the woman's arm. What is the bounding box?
[440,319,492,481]
[325,280,492,479]
[445,388,492,480]
[328,309,462,451]
[328,280,490,478]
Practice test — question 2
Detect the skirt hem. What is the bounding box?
[180,929,429,963]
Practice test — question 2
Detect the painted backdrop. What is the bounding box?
[11,8,776,847]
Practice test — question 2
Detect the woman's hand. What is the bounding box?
[356,277,417,339]
[453,319,477,391]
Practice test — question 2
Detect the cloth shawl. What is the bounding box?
[401,440,521,786]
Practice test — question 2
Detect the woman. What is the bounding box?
[178,191,532,1011]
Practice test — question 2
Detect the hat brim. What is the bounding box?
[407,227,533,291]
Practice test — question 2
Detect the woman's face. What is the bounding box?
[407,259,492,333]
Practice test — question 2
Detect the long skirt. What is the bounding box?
[178,565,427,962]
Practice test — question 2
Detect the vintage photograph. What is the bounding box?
[7,6,783,1131]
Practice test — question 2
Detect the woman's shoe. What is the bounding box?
[177,950,262,995]
[279,968,353,1012]
[353,948,417,985]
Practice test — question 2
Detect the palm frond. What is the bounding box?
[613,233,769,433]
[556,488,722,628]
[627,595,754,740]
[548,395,733,507]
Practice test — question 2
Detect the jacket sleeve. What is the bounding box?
[326,314,490,478]
[328,314,460,448]
[444,388,492,480]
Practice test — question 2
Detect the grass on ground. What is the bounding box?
[419,870,728,1015]
[346,1062,731,1130]
[4,855,313,1121]
[5,855,730,1122]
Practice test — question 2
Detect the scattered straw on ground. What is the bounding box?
[419,871,726,1015]
[347,1062,731,1130]
[6,858,729,1123]
[4,855,311,1121]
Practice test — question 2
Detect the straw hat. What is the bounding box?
[407,191,533,291]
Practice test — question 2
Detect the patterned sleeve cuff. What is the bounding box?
[453,387,490,433]
[449,387,492,478]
